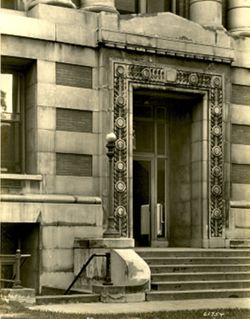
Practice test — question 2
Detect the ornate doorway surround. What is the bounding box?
[111,60,224,246]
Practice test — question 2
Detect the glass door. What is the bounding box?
[133,99,169,246]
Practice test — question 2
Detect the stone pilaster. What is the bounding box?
[28,0,76,10]
[189,0,223,28]
[227,0,250,36]
[80,0,117,13]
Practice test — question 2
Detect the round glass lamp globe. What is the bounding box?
[106,132,117,143]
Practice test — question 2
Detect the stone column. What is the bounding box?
[189,0,223,28]
[80,0,117,13]
[28,0,76,10]
[227,0,250,35]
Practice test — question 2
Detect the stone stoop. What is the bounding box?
[136,248,250,301]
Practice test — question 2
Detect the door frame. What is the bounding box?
[111,60,226,248]
[130,85,208,248]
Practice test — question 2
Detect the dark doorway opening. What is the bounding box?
[0,223,40,293]
[132,88,204,247]
[133,159,151,247]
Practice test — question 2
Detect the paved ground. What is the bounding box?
[29,298,250,314]
[0,315,28,318]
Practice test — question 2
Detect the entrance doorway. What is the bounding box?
[132,89,204,247]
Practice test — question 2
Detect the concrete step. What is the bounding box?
[144,256,250,265]
[151,279,250,291]
[151,271,250,282]
[136,248,250,258]
[146,288,250,301]
[41,286,91,295]
[36,293,100,305]
[150,264,250,273]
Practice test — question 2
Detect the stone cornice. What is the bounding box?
[98,11,234,64]
[98,28,234,64]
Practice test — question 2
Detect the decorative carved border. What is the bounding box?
[112,61,224,239]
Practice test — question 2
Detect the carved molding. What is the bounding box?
[112,60,224,239]
[102,41,233,64]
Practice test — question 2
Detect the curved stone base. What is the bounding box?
[28,0,76,10]
[82,5,117,13]
[80,0,117,13]
[229,27,250,37]
[111,249,150,287]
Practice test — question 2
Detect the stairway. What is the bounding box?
[136,248,250,301]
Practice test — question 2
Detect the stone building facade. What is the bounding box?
[0,0,250,294]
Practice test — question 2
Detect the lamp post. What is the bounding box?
[103,132,120,238]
